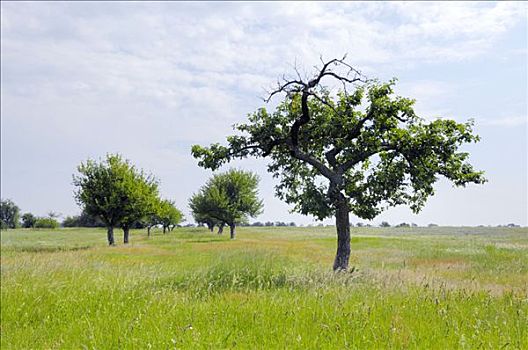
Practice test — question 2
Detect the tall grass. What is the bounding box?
[1,226,527,349]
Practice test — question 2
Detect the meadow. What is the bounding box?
[1,226,527,349]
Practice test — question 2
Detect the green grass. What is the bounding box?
[1,226,527,349]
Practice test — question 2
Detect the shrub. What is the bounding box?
[34,217,59,229]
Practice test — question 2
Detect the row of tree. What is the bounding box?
[73,154,183,245]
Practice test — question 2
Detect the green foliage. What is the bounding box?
[158,199,184,231]
[380,221,391,227]
[192,79,486,221]
[0,199,20,229]
[34,217,59,229]
[189,191,221,230]
[21,213,37,228]
[73,154,159,229]
[191,169,263,228]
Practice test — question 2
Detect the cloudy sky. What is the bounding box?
[1,2,526,226]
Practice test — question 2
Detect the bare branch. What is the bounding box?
[264,79,305,103]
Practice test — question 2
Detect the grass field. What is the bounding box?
[1,226,527,349]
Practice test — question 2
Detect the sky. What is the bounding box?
[1,2,527,227]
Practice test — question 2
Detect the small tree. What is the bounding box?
[21,213,37,228]
[73,154,158,245]
[192,57,486,271]
[0,199,20,230]
[117,168,159,244]
[158,199,183,233]
[193,169,263,239]
[189,192,227,233]
[141,198,162,237]
[380,221,391,227]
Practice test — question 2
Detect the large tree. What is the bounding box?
[191,169,263,239]
[0,199,20,229]
[73,154,159,245]
[192,57,486,271]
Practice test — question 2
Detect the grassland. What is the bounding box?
[1,226,527,349]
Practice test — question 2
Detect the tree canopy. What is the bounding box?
[192,57,486,270]
[190,169,263,239]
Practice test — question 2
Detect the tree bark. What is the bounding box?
[163,226,166,234]
[107,226,115,246]
[229,224,236,239]
[123,226,130,244]
[333,201,351,271]
[147,226,151,237]
[218,223,224,235]
[207,223,214,232]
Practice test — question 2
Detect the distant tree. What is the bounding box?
[62,215,79,228]
[189,192,221,233]
[192,56,486,271]
[0,199,20,229]
[62,210,106,228]
[265,221,274,227]
[73,154,159,245]
[396,222,410,227]
[34,217,59,229]
[428,223,438,227]
[117,172,160,244]
[380,221,391,227]
[289,222,296,227]
[21,213,37,228]
[141,199,161,237]
[158,199,183,233]
[194,169,263,239]
[252,221,264,227]
[411,223,418,227]
[356,223,364,227]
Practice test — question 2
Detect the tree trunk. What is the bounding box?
[333,201,351,271]
[147,226,151,237]
[218,223,224,235]
[163,226,166,234]
[107,226,115,246]
[123,226,130,244]
[229,224,236,240]
[207,223,214,232]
